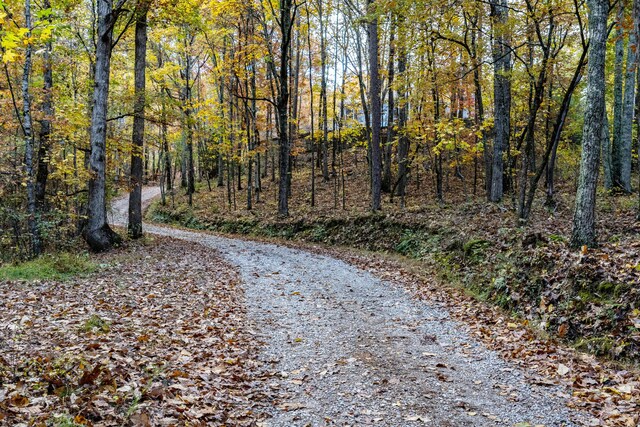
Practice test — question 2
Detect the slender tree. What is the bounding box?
[35,0,53,211]
[368,0,382,210]
[128,1,149,238]
[571,0,609,248]
[277,0,296,217]
[618,0,638,193]
[22,0,41,256]
[610,2,625,190]
[395,16,409,206]
[489,0,512,202]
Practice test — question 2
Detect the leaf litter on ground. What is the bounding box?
[0,237,272,426]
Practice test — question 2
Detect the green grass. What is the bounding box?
[0,252,97,281]
[49,414,83,427]
[78,314,110,334]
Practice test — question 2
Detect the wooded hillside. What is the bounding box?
[0,0,638,258]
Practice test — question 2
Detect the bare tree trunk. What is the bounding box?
[396,22,409,206]
[618,0,638,193]
[489,0,512,202]
[277,0,294,217]
[317,0,330,182]
[183,35,196,206]
[84,0,123,252]
[636,3,640,218]
[368,0,382,211]
[35,0,53,213]
[382,17,395,194]
[611,2,625,190]
[571,0,608,248]
[306,4,316,207]
[128,2,148,238]
[22,0,41,256]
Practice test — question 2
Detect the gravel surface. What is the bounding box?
[110,189,582,426]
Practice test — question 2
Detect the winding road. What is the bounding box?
[109,189,581,426]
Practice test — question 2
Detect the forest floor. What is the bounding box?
[0,233,271,426]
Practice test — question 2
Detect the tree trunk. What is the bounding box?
[35,0,53,212]
[318,0,330,182]
[128,3,148,239]
[368,0,382,211]
[382,17,395,194]
[84,0,122,252]
[183,36,196,205]
[277,0,294,217]
[636,2,640,217]
[396,22,409,205]
[571,0,608,248]
[22,0,41,256]
[611,2,625,190]
[618,0,637,193]
[602,105,613,190]
[306,5,316,207]
[489,0,512,202]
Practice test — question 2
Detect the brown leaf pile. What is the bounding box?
[0,237,270,426]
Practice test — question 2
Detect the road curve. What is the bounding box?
[109,189,581,427]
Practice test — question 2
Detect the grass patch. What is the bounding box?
[49,414,84,427]
[0,252,97,281]
[79,314,110,334]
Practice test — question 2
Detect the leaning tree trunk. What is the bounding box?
[368,0,382,211]
[571,0,608,248]
[84,0,122,252]
[489,0,512,202]
[128,3,148,239]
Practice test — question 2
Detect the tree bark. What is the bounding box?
[382,17,395,194]
[318,0,330,182]
[611,2,625,190]
[277,0,294,217]
[489,0,512,202]
[183,35,196,205]
[571,0,608,248]
[368,0,382,211]
[395,20,409,206]
[128,3,148,238]
[618,0,637,193]
[85,0,123,252]
[22,0,41,256]
[35,0,53,212]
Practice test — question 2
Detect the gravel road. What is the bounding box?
[110,189,582,426]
